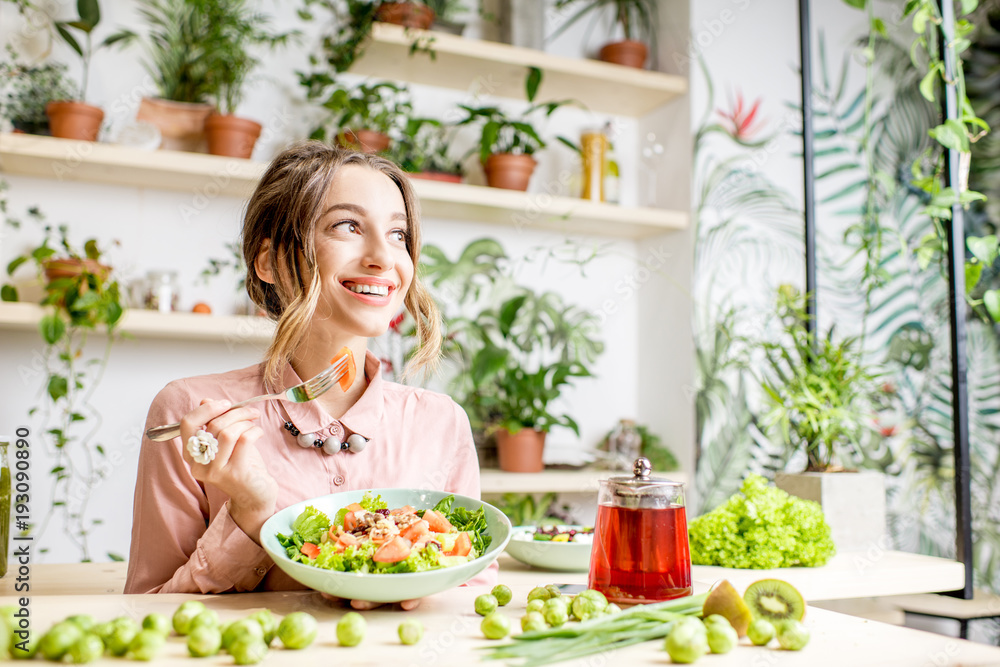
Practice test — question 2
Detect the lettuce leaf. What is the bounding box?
[448,505,492,556]
[291,506,330,544]
[373,544,444,573]
[360,491,387,512]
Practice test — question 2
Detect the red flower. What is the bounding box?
[716,91,764,141]
[879,425,897,437]
[880,382,896,395]
[388,312,405,331]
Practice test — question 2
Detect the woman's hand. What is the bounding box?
[319,592,422,611]
[179,398,278,543]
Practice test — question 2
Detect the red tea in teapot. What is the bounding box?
[588,503,692,604]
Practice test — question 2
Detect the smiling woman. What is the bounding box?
[125,143,494,607]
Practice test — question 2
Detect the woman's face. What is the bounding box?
[311,164,414,339]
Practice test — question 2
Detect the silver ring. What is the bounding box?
[187,429,219,464]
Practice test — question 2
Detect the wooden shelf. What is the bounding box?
[480,468,688,495]
[357,23,688,117]
[0,302,274,343]
[0,133,687,239]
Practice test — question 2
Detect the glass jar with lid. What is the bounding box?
[143,270,179,312]
[588,457,691,604]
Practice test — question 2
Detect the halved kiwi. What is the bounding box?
[702,580,752,637]
[743,579,806,624]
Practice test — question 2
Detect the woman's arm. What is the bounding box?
[124,381,274,594]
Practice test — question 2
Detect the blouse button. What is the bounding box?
[254,566,267,576]
[334,475,345,486]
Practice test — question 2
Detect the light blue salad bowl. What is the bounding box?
[260,488,512,603]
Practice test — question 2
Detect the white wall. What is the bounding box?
[0,1,692,562]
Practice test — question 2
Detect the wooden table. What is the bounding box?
[4,557,1000,666]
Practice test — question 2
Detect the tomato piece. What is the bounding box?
[300,542,320,559]
[373,536,412,563]
[344,511,358,531]
[331,346,357,392]
[337,532,359,548]
[423,510,454,534]
[401,519,429,542]
[412,533,435,550]
[444,532,472,557]
[391,505,416,516]
[346,503,364,513]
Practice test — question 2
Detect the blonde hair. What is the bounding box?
[242,142,442,388]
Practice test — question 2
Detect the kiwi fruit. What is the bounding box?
[701,580,752,637]
[743,579,806,625]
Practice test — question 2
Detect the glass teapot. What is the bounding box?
[587,457,692,604]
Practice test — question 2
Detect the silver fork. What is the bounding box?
[145,355,351,442]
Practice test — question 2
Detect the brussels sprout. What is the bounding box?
[527,586,552,603]
[526,599,545,614]
[336,612,366,647]
[229,636,268,665]
[491,585,513,607]
[189,610,220,633]
[248,609,278,646]
[747,618,776,646]
[706,622,738,654]
[141,613,171,637]
[776,620,810,651]
[104,622,139,657]
[542,598,569,627]
[39,621,84,661]
[520,612,547,633]
[10,628,40,660]
[172,600,207,636]
[277,612,317,650]
[475,594,499,617]
[664,618,709,664]
[604,603,622,615]
[67,634,104,664]
[65,615,96,633]
[397,619,423,645]
[127,628,167,661]
[187,626,222,657]
[480,613,511,640]
[222,619,264,651]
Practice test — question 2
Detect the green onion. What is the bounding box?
[479,593,707,666]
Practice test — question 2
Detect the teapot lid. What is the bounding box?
[605,457,683,498]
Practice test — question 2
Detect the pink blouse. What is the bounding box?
[125,351,497,594]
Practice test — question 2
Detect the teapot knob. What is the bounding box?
[633,457,651,479]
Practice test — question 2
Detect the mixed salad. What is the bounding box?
[276,493,492,574]
[523,525,594,543]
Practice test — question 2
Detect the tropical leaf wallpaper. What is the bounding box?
[692,1,1000,639]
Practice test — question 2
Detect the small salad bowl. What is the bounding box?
[261,488,511,603]
[504,525,595,572]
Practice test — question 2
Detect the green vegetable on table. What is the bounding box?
[223,619,264,650]
[39,620,83,661]
[229,635,268,665]
[187,626,222,657]
[480,612,511,640]
[277,612,317,650]
[398,619,423,645]
[520,612,547,633]
[492,584,513,606]
[141,613,171,637]
[172,600,207,636]
[748,618,776,646]
[127,628,166,661]
[777,619,811,650]
[337,612,366,647]
[688,474,836,568]
[67,634,103,664]
[664,617,709,664]
[475,594,499,616]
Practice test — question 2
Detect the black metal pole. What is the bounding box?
[799,0,818,337]
[938,0,974,601]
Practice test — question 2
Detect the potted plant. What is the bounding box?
[424,0,471,34]
[0,47,77,136]
[387,116,464,182]
[458,68,568,190]
[199,0,294,158]
[1,204,125,562]
[375,0,436,29]
[757,286,889,552]
[116,0,290,152]
[419,238,604,472]
[548,0,659,69]
[310,80,412,153]
[44,0,125,141]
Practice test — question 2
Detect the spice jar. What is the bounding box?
[144,270,179,312]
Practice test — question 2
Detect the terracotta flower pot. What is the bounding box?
[599,40,649,69]
[43,258,111,282]
[407,171,463,184]
[375,2,436,29]
[204,114,262,159]
[45,101,104,141]
[338,129,392,154]
[136,97,214,152]
[483,153,537,191]
[496,428,546,473]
